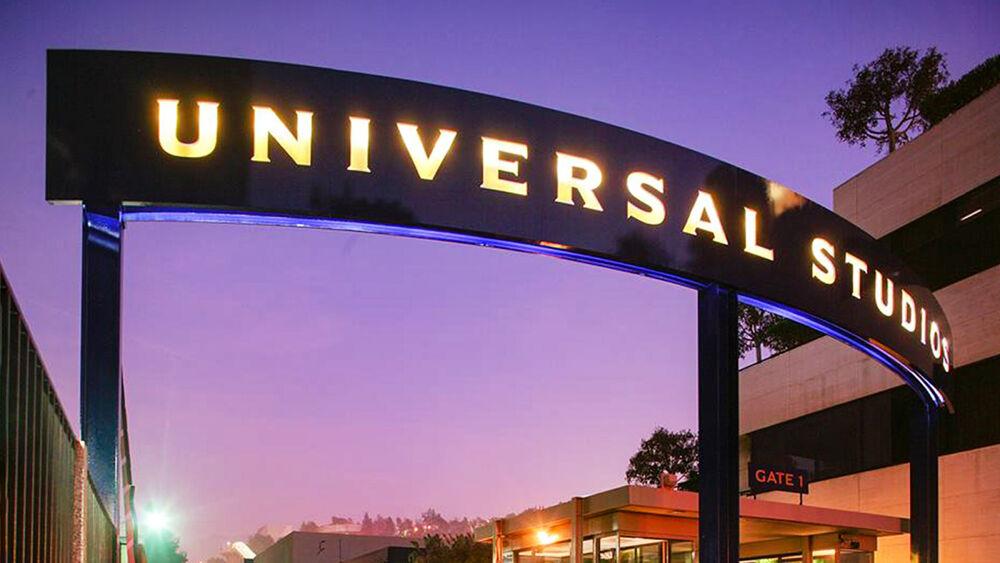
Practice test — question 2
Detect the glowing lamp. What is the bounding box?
[536,530,557,545]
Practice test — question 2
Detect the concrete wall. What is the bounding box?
[935,264,1000,367]
[740,263,1000,435]
[740,337,897,435]
[833,84,1000,238]
[254,534,294,563]
[254,533,415,563]
[754,443,1000,562]
[342,546,416,563]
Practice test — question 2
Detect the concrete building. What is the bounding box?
[253,533,415,563]
[474,485,908,563]
[343,545,417,563]
[738,84,1000,561]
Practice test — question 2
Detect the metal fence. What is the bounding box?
[2,268,119,562]
[86,476,117,563]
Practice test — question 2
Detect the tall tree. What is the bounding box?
[738,304,777,363]
[244,528,276,554]
[738,304,818,363]
[397,517,416,536]
[372,515,398,536]
[825,46,948,153]
[625,427,699,491]
[419,508,449,534]
[767,315,819,355]
[361,512,376,534]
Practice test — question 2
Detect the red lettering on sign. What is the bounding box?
[752,466,808,493]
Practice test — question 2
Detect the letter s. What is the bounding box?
[811,238,836,285]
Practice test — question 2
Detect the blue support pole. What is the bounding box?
[698,284,740,563]
[80,205,123,522]
[910,401,940,563]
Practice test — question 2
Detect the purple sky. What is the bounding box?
[1,1,997,560]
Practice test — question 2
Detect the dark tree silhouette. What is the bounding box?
[410,534,491,563]
[825,46,948,153]
[738,304,777,363]
[361,512,375,534]
[626,427,699,491]
[738,304,819,363]
[767,315,820,355]
[142,529,188,563]
[921,53,1000,126]
[245,528,276,554]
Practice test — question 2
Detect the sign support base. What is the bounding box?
[80,205,123,523]
[698,285,740,563]
[910,401,940,563]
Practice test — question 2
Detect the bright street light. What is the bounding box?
[143,509,170,532]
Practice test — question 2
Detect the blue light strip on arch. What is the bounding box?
[738,295,947,409]
[120,206,947,409]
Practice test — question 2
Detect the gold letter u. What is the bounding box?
[158,99,219,158]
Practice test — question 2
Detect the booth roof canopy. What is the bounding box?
[474,485,907,545]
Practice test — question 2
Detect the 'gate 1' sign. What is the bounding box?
[749,463,809,495]
[45,50,951,395]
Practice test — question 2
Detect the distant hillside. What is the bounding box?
[206,509,490,563]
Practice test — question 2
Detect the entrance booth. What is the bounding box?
[476,486,904,563]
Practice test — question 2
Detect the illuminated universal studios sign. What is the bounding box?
[46,50,952,383]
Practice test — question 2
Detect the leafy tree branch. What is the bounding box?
[824,46,948,153]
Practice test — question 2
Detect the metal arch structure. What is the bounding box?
[49,50,950,563]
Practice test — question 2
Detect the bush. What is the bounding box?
[921,54,1000,126]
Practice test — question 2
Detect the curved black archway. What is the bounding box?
[48,50,949,563]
